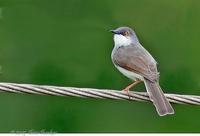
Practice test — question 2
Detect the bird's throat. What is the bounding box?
[113,34,132,48]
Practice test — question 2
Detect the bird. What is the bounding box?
[110,26,174,116]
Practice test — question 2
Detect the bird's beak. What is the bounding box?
[110,29,119,34]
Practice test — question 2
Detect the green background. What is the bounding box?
[0,0,200,133]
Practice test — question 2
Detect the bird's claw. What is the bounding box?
[122,89,131,99]
[122,88,129,93]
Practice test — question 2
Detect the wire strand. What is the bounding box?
[0,82,199,105]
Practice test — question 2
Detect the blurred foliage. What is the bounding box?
[0,0,200,132]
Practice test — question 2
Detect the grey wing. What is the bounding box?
[112,44,159,82]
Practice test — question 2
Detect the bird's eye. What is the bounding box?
[122,31,129,36]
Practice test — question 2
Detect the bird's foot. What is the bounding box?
[121,80,142,99]
[122,88,131,99]
[122,88,129,93]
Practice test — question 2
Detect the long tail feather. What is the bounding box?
[144,79,174,116]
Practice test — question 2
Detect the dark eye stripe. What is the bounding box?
[122,31,128,36]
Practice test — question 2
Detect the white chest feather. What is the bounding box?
[115,65,144,81]
[113,34,132,48]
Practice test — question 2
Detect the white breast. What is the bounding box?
[115,65,144,81]
[113,34,132,48]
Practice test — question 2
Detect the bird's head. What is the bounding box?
[110,26,139,46]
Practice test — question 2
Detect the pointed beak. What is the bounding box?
[110,29,119,34]
[110,30,115,33]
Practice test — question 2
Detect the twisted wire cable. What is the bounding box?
[0,82,199,105]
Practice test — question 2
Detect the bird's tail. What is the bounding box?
[144,79,174,116]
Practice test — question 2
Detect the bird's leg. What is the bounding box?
[122,80,142,93]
